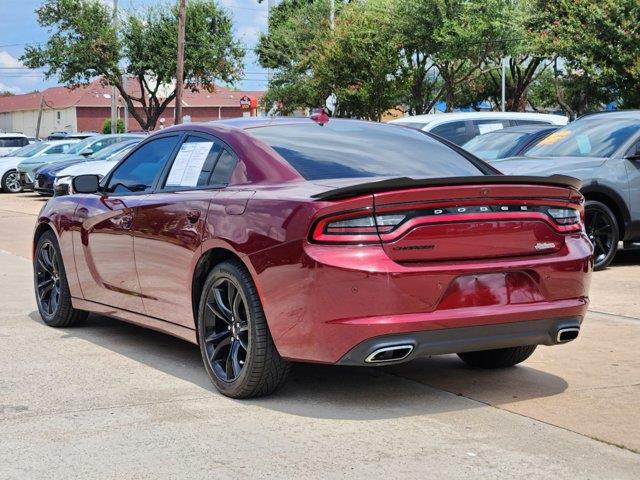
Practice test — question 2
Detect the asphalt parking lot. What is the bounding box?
[1,192,639,479]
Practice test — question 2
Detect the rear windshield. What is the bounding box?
[390,121,429,130]
[0,137,27,148]
[247,121,485,180]
[463,131,528,160]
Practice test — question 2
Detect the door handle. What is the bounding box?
[186,210,201,223]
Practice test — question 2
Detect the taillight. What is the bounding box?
[311,204,583,244]
[547,208,582,231]
[311,212,406,244]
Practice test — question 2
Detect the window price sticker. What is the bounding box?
[166,142,214,187]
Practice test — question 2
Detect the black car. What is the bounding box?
[462,125,559,161]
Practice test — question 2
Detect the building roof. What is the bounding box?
[0,78,264,113]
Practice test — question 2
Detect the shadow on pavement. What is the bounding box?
[611,246,640,266]
[28,310,568,419]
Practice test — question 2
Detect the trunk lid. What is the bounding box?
[372,182,581,263]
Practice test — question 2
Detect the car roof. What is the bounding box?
[388,112,568,126]
[577,110,640,121]
[208,116,319,129]
[0,132,27,138]
[44,139,80,144]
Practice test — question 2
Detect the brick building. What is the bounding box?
[0,78,263,137]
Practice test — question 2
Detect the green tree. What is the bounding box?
[311,0,402,120]
[527,62,611,119]
[395,0,513,112]
[546,0,639,108]
[256,0,332,113]
[22,0,244,130]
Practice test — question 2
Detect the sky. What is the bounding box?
[0,0,270,95]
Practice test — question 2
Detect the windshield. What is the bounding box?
[6,143,50,158]
[107,147,133,163]
[525,118,640,158]
[90,141,138,160]
[248,121,485,181]
[463,132,527,160]
[67,136,101,154]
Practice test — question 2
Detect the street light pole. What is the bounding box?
[111,0,119,133]
[174,0,187,125]
[501,57,507,112]
[330,0,335,29]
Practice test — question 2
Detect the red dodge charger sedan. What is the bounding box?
[32,117,592,398]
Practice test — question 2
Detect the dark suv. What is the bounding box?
[489,110,640,270]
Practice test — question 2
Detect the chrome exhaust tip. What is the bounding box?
[365,345,414,363]
[556,327,580,343]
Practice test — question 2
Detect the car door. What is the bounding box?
[623,136,640,229]
[130,133,239,327]
[73,134,182,313]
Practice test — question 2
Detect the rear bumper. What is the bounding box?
[251,234,592,364]
[338,316,582,366]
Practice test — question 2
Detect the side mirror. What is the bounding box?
[80,148,93,157]
[72,174,101,194]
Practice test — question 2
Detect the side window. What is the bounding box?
[430,121,468,145]
[88,137,118,153]
[471,119,510,137]
[106,136,180,194]
[514,120,550,126]
[211,149,238,185]
[164,136,223,188]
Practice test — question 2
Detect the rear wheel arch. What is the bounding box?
[191,247,256,336]
[581,186,628,240]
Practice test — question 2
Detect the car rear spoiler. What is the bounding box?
[311,175,582,201]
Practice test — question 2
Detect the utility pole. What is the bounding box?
[267,0,275,84]
[174,0,187,125]
[35,95,45,139]
[111,0,119,133]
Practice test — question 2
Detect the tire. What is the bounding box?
[457,345,537,369]
[1,169,23,193]
[585,200,619,270]
[197,260,290,398]
[34,230,88,327]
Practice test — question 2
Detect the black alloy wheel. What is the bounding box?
[203,276,250,382]
[35,238,62,317]
[197,260,290,398]
[584,200,619,271]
